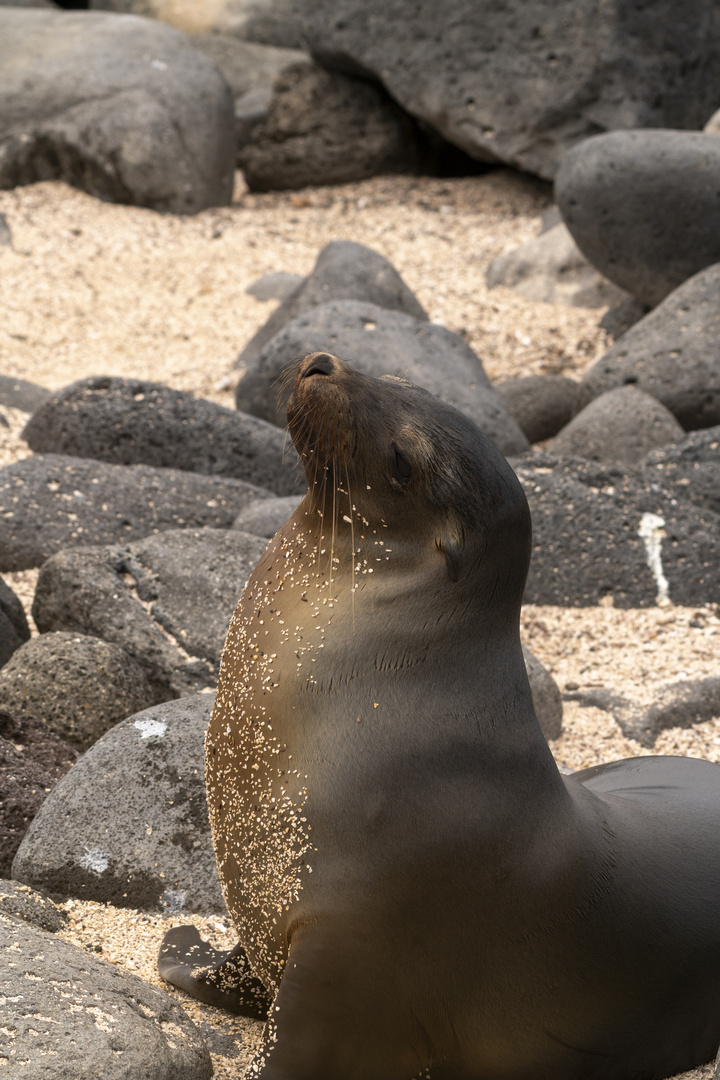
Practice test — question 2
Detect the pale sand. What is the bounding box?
[1,172,718,1078]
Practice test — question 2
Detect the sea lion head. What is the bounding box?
[286,352,531,609]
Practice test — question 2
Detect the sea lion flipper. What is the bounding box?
[158,924,271,1019]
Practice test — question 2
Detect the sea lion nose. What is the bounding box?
[302,353,336,378]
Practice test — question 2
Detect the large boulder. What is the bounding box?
[514,454,720,607]
[0,912,212,1079]
[0,709,78,878]
[0,573,29,668]
[296,0,720,180]
[641,426,720,518]
[574,263,720,430]
[0,454,270,571]
[0,373,49,413]
[233,494,302,537]
[549,386,685,467]
[556,130,720,307]
[238,61,422,191]
[23,377,304,497]
[236,239,428,373]
[91,0,304,49]
[12,695,223,915]
[0,632,158,750]
[0,9,235,213]
[236,300,530,456]
[32,528,267,699]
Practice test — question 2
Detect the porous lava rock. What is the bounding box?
[12,695,224,914]
[573,263,720,430]
[23,377,304,496]
[522,646,563,740]
[0,9,235,213]
[641,426,720,518]
[32,529,268,699]
[297,0,720,180]
[494,375,578,444]
[0,709,78,877]
[0,454,270,571]
[233,495,302,538]
[0,912,212,1078]
[556,130,720,307]
[0,632,158,750]
[0,573,29,668]
[549,386,685,467]
[513,454,720,607]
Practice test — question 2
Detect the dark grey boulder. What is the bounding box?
[0,454,270,571]
[12,695,224,915]
[513,454,720,607]
[233,494,302,537]
[32,529,267,699]
[574,263,720,430]
[0,912,212,1079]
[238,60,422,192]
[236,300,530,456]
[0,880,67,932]
[487,223,629,309]
[549,386,685,467]
[0,573,29,668]
[298,0,720,180]
[0,9,235,213]
[0,0,56,6]
[597,295,648,341]
[0,709,78,877]
[23,376,304,497]
[522,646,562,740]
[0,373,49,412]
[494,375,578,444]
[556,130,720,307]
[567,677,720,748]
[642,425,720,518]
[236,239,428,373]
[0,632,158,750]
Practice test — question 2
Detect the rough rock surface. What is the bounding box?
[0,9,235,213]
[523,645,563,740]
[0,454,270,571]
[574,263,720,430]
[238,61,422,192]
[246,270,305,302]
[0,573,29,668]
[487,223,629,309]
[91,0,305,49]
[12,695,224,914]
[568,677,720,747]
[641,426,720,518]
[236,239,428,373]
[494,374,578,444]
[0,911,213,1078]
[549,386,685,467]
[0,880,67,933]
[0,709,78,877]
[514,454,720,607]
[556,130,720,307]
[32,529,267,699]
[23,376,304,496]
[0,631,158,750]
[236,300,530,455]
[233,494,302,537]
[297,0,720,180]
[0,373,49,413]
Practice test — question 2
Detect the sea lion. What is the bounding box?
[160,352,720,1080]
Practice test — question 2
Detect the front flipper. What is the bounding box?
[158,924,271,1019]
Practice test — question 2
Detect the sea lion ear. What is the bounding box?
[438,531,464,583]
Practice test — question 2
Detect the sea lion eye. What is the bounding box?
[390,444,412,488]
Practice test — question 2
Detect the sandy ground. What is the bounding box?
[1,171,718,1079]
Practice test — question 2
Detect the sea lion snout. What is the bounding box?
[300,352,338,379]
